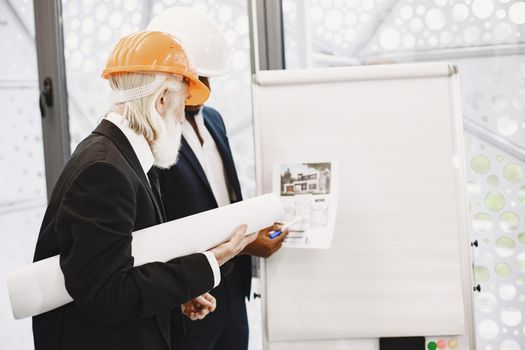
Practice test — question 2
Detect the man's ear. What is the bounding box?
[155,88,169,117]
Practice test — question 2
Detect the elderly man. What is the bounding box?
[32,31,257,350]
[148,8,289,350]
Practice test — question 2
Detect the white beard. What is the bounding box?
[150,110,183,169]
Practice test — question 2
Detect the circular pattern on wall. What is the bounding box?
[499,212,520,232]
[509,2,525,24]
[473,212,494,233]
[363,0,524,55]
[485,192,505,211]
[464,134,525,348]
[498,283,516,300]
[501,307,522,327]
[478,319,500,340]
[472,155,492,174]
[495,236,516,257]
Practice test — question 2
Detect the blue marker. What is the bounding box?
[269,217,302,239]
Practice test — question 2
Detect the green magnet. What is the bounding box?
[428,341,437,350]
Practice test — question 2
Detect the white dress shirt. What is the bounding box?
[105,112,221,288]
[182,109,231,207]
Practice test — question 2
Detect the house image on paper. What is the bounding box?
[283,168,331,194]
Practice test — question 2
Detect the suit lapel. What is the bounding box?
[92,120,164,223]
[203,115,243,202]
[179,136,215,199]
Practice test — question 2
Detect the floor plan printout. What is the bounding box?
[272,161,338,249]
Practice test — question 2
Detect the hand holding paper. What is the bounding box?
[7,194,282,320]
[209,224,257,265]
[241,223,289,258]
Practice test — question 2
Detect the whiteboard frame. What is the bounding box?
[252,63,476,349]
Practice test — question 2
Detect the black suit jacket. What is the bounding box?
[32,120,214,350]
[157,106,252,298]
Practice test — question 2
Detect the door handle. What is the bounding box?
[39,77,53,118]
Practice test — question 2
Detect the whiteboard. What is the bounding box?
[252,63,475,349]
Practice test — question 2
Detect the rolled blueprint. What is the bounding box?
[7,193,282,320]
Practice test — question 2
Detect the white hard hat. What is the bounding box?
[147,7,231,77]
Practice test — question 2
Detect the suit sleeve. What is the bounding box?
[55,161,215,323]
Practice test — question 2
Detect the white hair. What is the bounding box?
[108,72,187,142]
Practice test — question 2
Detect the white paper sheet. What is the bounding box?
[7,193,282,320]
[272,161,338,249]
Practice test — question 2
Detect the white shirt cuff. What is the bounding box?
[202,252,221,288]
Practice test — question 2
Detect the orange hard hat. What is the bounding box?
[102,31,210,106]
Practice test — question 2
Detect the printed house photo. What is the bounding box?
[280,162,331,196]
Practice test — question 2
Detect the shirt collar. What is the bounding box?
[182,108,204,143]
[193,108,205,130]
[105,112,154,175]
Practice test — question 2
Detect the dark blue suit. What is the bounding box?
[157,106,252,350]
